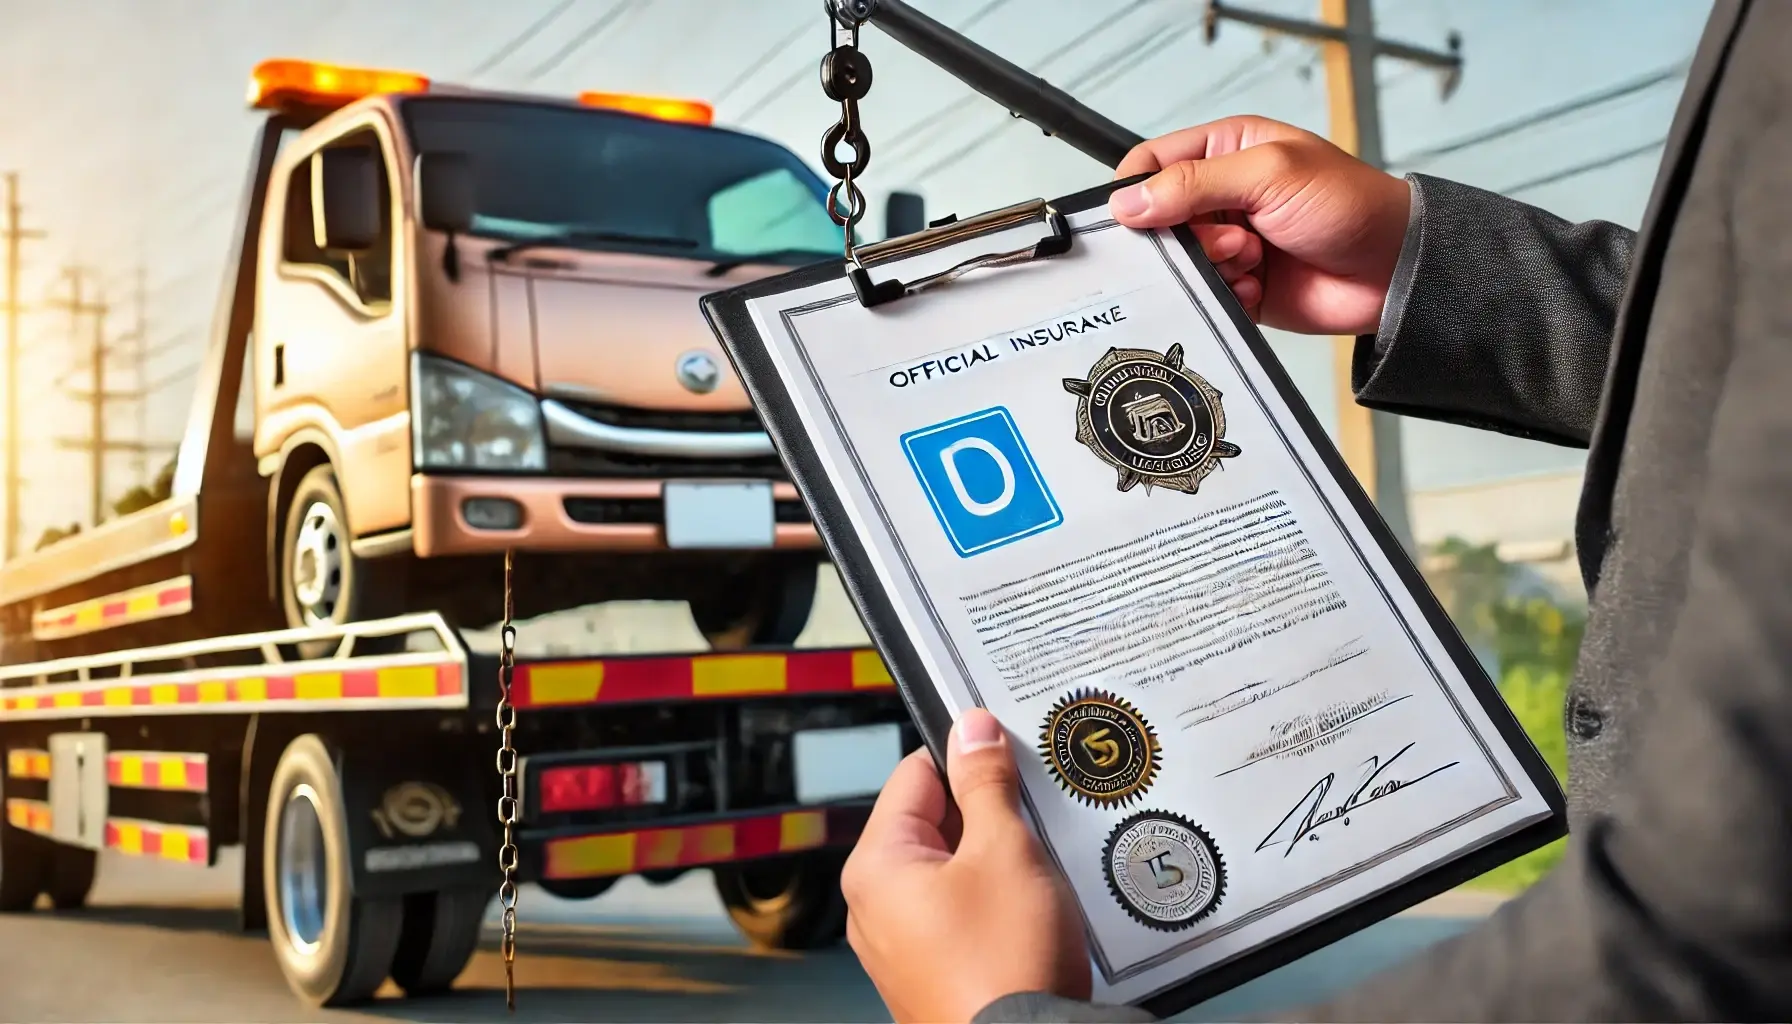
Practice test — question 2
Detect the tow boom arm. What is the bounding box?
[827,0,1145,169]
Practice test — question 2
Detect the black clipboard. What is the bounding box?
[701,177,1567,1017]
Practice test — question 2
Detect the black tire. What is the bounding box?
[263,734,404,1007]
[280,466,405,658]
[389,887,489,996]
[712,851,849,951]
[0,812,48,913]
[538,876,617,901]
[691,556,820,650]
[45,845,96,910]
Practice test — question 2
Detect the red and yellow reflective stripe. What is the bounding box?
[4,797,53,836]
[5,799,208,864]
[31,576,194,641]
[541,805,867,881]
[105,817,209,864]
[516,648,893,709]
[107,751,208,792]
[0,660,462,718]
[5,748,51,780]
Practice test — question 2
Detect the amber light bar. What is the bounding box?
[248,59,430,112]
[578,92,714,125]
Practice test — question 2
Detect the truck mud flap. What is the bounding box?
[337,742,497,899]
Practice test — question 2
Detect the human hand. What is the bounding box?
[1110,115,1412,336]
[843,709,1090,1023]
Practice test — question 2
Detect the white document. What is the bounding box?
[740,208,1556,1004]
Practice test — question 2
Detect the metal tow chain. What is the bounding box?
[495,548,521,1012]
[820,11,874,261]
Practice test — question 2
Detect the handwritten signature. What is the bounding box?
[1254,742,1459,857]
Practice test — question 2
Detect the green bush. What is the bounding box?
[1424,538,1580,893]
[1465,664,1569,891]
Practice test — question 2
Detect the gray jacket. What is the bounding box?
[976,0,1792,1020]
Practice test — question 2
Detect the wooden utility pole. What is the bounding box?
[128,265,149,480]
[49,266,168,528]
[1204,0,1462,555]
[3,173,47,561]
[47,267,117,527]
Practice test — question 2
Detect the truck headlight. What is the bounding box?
[413,354,546,471]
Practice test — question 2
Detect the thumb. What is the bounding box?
[1108,144,1292,229]
[946,708,1029,851]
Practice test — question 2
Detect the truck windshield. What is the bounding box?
[401,98,843,267]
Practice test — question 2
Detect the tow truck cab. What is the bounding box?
[0,60,926,662]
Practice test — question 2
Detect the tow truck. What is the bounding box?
[0,58,919,1007]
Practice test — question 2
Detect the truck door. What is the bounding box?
[262,119,411,536]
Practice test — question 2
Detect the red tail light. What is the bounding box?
[538,760,668,814]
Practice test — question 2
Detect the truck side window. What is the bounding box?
[280,128,394,308]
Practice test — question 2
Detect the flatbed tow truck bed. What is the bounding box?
[0,614,910,1006]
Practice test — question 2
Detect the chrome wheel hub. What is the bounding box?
[277,784,328,956]
[291,500,343,623]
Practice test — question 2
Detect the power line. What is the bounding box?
[1072,15,1208,98]
[524,0,641,83]
[1389,58,1688,170]
[711,19,814,108]
[463,0,580,79]
[1142,47,1307,134]
[1498,136,1667,197]
[955,0,1018,35]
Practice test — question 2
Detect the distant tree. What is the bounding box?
[35,523,82,551]
[112,458,177,517]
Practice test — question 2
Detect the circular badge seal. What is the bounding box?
[1039,688,1160,807]
[1101,810,1226,931]
[1062,344,1241,495]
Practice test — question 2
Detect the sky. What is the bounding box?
[0,0,1714,546]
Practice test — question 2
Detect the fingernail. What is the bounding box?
[954,708,1005,752]
[1110,183,1151,219]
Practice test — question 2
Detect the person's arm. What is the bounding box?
[971,992,1157,1023]
[1288,177,1792,1022]
[1352,173,1636,448]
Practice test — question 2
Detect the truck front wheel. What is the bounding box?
[281,467,404,654]
[712,851,849,951]
[264,735,404,1007]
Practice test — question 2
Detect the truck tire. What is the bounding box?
[0,818,48,912]
[280,466,404,657]
[263,735,404,1007]
[45,845,96,910]
[389,887,489,996]
[538,876,617,901]
[692,557,819,650]
[712,851,849,951]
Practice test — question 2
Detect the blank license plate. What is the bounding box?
[663,481,774,549]
[793,723,905,804]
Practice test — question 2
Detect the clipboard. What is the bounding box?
[701,177,1567,1016]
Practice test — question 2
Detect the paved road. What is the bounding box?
[0,850,1500,1022]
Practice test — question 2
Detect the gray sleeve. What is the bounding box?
[1283,143,1792,1022]
[1350,173,1635,448]
[972,992,1158,1023]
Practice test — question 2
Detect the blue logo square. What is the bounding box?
[900,407,1063,558]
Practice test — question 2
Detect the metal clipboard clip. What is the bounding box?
[847,199,1072,308]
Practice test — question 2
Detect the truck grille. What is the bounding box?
[564,496,812,525]
[546,447,787,479]
[552,397,763,434]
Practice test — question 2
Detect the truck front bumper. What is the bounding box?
[410,475,822,557]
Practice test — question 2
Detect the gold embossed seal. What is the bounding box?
[1039,688,1161,807]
